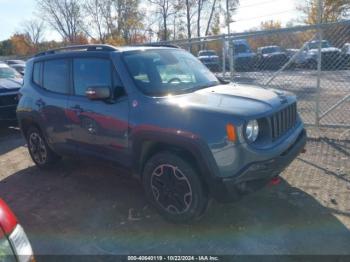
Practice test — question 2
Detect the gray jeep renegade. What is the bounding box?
[17,45,306,223]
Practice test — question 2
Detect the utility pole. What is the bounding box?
[226,0,231,34]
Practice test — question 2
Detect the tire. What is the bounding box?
[142,151,208,223]
[26,126,59,168]
[307,59,317,70]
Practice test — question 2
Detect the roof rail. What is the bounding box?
[35,44,118,57]
[136,43,181,49]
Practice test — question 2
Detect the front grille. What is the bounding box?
[0,94,18,107]
[270,103,297,140]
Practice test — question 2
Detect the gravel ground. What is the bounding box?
[0,124,349,256]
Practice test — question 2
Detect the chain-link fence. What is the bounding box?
[161,20,350,128]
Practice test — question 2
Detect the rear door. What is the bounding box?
[33,59,73,154]
[67,57,129,165]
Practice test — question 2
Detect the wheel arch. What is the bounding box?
[132,132,221,192]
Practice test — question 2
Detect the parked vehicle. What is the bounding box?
[0,199,34,262]
[225,39,256,71]
[342,43,350,69]
[9,64,26,76]
[256,45,289,70]
[0,63,22,121]
[5,60,25,66]
[296,40,343,70]
[17,45,306,223]
[197,50,220,72]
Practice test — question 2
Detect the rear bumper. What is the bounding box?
[210,129,307,202]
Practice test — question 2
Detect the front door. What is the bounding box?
[67,57,129,166]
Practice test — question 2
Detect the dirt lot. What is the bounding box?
[0,124,349,255]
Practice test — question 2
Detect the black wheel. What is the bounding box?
[26,126,59,168]
[307,59,317,70]
[142,151,208,223]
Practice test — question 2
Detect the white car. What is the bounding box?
[295,40,342,69]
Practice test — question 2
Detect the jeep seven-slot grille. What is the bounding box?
[270,103,297,140]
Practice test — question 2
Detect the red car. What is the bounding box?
[0,199,34,262]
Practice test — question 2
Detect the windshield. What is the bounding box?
[234,44,250,54]
[198,51,216,56]
[123,49,220,96]
[0,67,21,79]
[261,46,282,54]
[308,41,331,49]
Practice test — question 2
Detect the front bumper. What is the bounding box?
[211,128,307,202]
[0,105,18,121]
[0,93,19,121]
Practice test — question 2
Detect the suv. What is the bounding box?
[197,50,220,72]
[17,45,306,223]
[300,40,343,69]
[0,63,23,121]
[256,45,289,70]
[225,39,256,71]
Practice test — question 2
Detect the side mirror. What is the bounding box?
[86,86,111,100]
[217,76,230,84]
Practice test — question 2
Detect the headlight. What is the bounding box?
[245,120,259,142]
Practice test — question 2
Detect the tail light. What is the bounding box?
[0,199,35,262]
[9,224,34,262]
[0,199,17,235]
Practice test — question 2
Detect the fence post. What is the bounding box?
[315,0,323,127]
[222,36,226,77]
[229,39,234,81]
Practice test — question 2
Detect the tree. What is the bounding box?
[299,0,350,24]
[149,0,175,41]
[36,0,84,43]
[10,34,33,56]
[21,19,45,50]
[113,0,144,44]
[225,0,239,34]
[204,0,218,36]
[196,0,205,37]
[82,0,112,43]
[0,40,14,56]
[185,0,196,39]
[210,11,220,35]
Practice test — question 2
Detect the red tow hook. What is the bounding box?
[269,177,281,186]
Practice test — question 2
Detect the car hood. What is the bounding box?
[198,55,219,59]
[0,78,22,92]
[235,52,255,58]
[310,47,341,53]
[263,52,286,57]
[166,84,295,118]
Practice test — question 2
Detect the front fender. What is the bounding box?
[131,127,221,186]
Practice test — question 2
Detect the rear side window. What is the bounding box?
[73,58,112,96]
[43,59,70,94]
[33,62,42,86]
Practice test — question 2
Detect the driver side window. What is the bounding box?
[73,58,112,96]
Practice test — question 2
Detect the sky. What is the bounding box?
[0,0,301,42]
